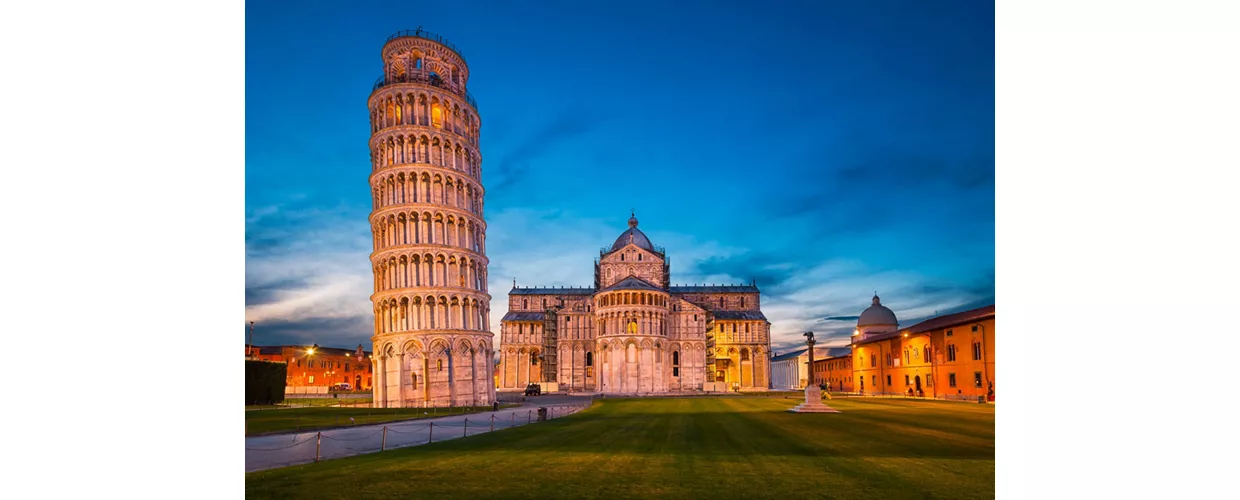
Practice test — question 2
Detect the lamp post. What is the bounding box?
[247,321,255,358]
[304,344,319,385]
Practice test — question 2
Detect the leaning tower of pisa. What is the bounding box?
[367,30,493,408]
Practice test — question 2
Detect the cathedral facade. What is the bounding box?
[498,214,771,394]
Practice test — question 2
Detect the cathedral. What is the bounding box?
[498,214,771,394]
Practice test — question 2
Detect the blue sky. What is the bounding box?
[245,0,995,355]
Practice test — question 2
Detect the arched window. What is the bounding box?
[672,351,679,365]
[523,299,528,309]
[542,298,547,309]
[620,254,624,261]
[719,297,724,309]
[585,351,593,366]
[627,319,638,334]
[638,254,642,261]
[746,324,750,333]
[740,297,745,308]
[431,102,444,128]
[741,350,750,361]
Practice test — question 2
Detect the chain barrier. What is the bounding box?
[319,429,384,442]
[247,404,590,471]
[244,435,316,452]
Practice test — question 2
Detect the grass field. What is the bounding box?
[245,397,375,410]
[246,396,994,499]
[245,405,501,436]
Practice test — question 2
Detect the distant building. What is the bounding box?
[811,295,995,400]
[247,344,373,391]
[498,213,772,394]
[771,347,850,390]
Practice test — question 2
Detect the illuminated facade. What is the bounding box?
[498,214,772,394]
[247,345,373,390]
[811,297,996,400]
[367,30,495,408]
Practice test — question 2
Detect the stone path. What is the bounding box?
[245,401,590,472]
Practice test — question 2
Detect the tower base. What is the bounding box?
[789,385,840,413]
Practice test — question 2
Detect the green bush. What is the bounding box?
[246,360,287,405]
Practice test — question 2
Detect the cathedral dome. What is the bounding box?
[609,213,656,253]
[858,294,898,327]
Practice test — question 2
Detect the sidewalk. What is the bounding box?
[245,403,588,472]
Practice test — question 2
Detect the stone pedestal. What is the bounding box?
[789,385,840,413]
[540,382,560,393]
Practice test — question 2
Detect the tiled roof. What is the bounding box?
[771,348,808,361]
[509,287,596,295]
[712,310,768,321]
[670,285,759,293]
[853,304,995,346]
[903,305,995,334]
[502,311,547,322]
[771,347,850,361]
[600,276,663,293]
[249,345,371,356]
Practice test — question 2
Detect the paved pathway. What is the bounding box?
[245,397,592,472]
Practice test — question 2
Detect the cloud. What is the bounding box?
[488,108,604,195]
[245,198,375,347]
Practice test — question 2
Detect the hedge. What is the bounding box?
[246,359,287,405]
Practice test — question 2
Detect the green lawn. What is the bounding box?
[246,397,994,499]
[245,405,499,436]
[245,397,374,410]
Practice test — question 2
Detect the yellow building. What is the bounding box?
[814,296,995,401]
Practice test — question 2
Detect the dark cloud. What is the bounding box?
[245,278,308,306]
[824,315,860,321]
[690,252,799,290]
[248,315,372,349]
[488,109,603,195]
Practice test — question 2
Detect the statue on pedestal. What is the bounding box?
[789,331,839,413]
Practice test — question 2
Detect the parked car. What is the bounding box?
[524,383,541,396]
[331,382,352,391]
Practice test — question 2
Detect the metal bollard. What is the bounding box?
[464,418,468,438]
[315,432,322,462]
[428,421,434,443]
[382,426,388,451]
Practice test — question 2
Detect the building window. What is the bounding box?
[972,325,978,333]
[620,254,624,261]
[673,367,680,377]
[586,352,593,366]
[437,359,443,372]
[949,373,957,388]
[886,353,892,367]
[974,372,983,388]
[308,376,314,383]
[972,342,982,360]
[870,355,876,367]
[946,329,953,337]
[523,299,528,309]
[924,346,931,363]
[947,344,957,362]
[745,324,750,333]
[345,363,350,372]
[740,297,745,307]
[297,359,302,367]
[871,375,876,387]
[741,350,749,361]
[926,376,933,387]
[638,254,643,261]
[904,350,910,365]
[886,375,891,386]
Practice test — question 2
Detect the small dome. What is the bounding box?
[857,294,898,327]
[609,212,655,253]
